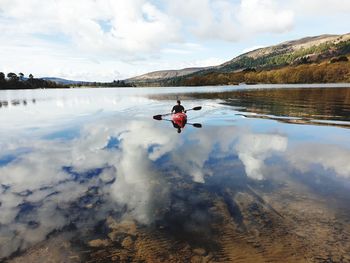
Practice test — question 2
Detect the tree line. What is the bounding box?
[0,72,134,89]
[72,80,133,88]
[0,72,67,89]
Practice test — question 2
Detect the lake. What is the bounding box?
[1,84,350,262]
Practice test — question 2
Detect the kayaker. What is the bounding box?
[171,100,185,114]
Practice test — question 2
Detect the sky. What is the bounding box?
[0,0,349,81]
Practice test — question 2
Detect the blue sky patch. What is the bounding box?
[43,128,80,141]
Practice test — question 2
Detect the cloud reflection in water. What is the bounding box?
[0,115,349,259]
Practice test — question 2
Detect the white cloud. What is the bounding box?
[0,0,180,80]
[237,0,294,34]
[161,42,205,55]
[0,0,349,81]
[291,0,350,14]
[287,144,350,178]
[0,0,180,55]
[236,133,288,180]
[0,0,296,58]
[110,121,175,224]
[168,0,294,41]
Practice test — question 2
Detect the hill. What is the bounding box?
[127,67,208,86]
[217,33,350,72]
[41,77,87,85]
[127,33,350,86]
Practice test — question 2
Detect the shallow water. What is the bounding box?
[1,85,350,262]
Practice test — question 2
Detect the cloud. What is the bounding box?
[287,144,350,178]
[168,0,294,41]
[236,133,288,180]
[161,42,205,55]
[0,117,178,258]
[291,0,350,14]
[237,0,294,34]
[1,0,350,81]
[0,1,183,80]
[110,121,176,224]
[2,102,349,260]
[0,0,295,59]
[3,0,350,81]
[0,0,180,55]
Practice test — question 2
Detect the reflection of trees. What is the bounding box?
[221,88,350,121]
[0,99,36,108]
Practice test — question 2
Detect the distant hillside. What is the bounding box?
[42,77,87,85]
[127,33,350,86]
[41,78,133,87]
[127,67,208,86]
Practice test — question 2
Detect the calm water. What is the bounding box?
[1,85,350,262]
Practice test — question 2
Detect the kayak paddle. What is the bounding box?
[153,115,165,120]
[153,106,202,120]
[188,122,202,128]
[185,106,202,112]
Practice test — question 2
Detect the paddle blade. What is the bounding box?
[153,115,162,120]
[192,123,202,128]
[193,106,202,111]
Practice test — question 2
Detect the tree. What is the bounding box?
[330,56,349,63]
[18,72,24,81]
[0,72,5,82]
[29,74,34,79]
[7,72,19,82]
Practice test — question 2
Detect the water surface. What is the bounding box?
[1,85,350,262]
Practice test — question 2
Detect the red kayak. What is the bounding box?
[172,112,187,128]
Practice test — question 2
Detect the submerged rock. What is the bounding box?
[88,239,111,248]
[192,248,206,256]
[121,236,134,250]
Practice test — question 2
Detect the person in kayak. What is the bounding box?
[171,100,185,114]
[171,100,186,133]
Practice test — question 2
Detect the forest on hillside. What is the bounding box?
[168,58,350,86]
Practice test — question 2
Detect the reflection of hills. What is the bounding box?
[237,114,350,129]
[150,87,350,124]
[221,88,350,121]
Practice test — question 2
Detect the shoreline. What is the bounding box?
[1,82,350,92]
